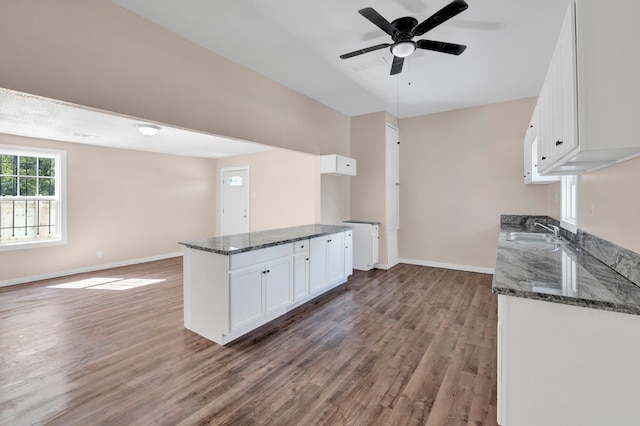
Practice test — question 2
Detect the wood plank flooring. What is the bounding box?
[0,258,498,425]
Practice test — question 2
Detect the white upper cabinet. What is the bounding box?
[320,154,357,176]
[535,0,640,175]
[524,103,560,184]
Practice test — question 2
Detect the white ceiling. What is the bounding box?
[110,0,572,118]
[0,88,274,159]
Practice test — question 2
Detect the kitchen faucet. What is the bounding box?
[535,222,560,238]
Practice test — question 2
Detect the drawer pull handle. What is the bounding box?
[555,140,563,146]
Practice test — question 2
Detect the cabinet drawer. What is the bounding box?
[294,239,310,253]
[230,243,293,270]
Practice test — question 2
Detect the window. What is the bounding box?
[227,176,243,186]
[561,175,577,233]
[0,145,66,250]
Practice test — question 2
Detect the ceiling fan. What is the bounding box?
[340,0,469,75]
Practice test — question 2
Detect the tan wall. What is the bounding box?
[0,0,351,227]
[350,112,388,263]
[0,134,217,284]
[398,98,549,269]
[576,157,640,254]
[215,150,320,234]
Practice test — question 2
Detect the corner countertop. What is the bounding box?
[492,223,640,315]
[179,224,352,256]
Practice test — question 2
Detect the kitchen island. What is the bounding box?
[492,216,640,426]
[179,224,353,345]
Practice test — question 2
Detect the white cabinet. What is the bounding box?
[229,265,264,331]
[182,229,352,346]
[344,230,353,278]
[535,0,640,175]
[293,240,310,302]
[229,252,292,332]
[498,295,640,425]
[345,222,380,271]
[264,257,292,314]
[310,232,346,294]
[320,154,357,176]
[524,104,560,184]
[538,3,578,174]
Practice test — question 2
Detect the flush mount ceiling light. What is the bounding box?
[391,41,416,58]
[135,124,161,136]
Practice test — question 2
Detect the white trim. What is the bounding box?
[0,252,182,288]
[220,166,250,236]
[398,258,495,275]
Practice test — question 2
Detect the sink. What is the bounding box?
[504,232,568,244]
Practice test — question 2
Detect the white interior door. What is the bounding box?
[222,168,250,236]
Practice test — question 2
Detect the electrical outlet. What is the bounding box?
[97,250,103,258]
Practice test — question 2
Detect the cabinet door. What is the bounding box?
[264,256,292,314]
[229,265,264,332]
[327,232,345,285]
[309,236,328,293]
[293,252,310,302]
[371,227,379,266]
[344,239,353,277]
[557,4,578,159]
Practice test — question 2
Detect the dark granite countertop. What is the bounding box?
[492,222,640,315]
[179,224,352,255]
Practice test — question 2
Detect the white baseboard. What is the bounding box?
[0,252,183,288]
[398,258,495,275]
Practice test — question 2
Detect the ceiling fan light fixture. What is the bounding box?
[391,41,416,58]
[135,124,161,136]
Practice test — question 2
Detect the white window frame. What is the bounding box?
[561,175,578,234]
[0,144,67,251]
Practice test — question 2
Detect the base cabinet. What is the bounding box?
[310,233,345,294]
[498,295,640,425]
[184,231,351,345]
[229,266,264,331]
[293,254,310,302]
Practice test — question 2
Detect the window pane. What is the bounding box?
[19,177,37,196]
[39,158,55,177]
[0,176,17,196]
[228,176,243,186]
[19,156,37,176]
[38,178,55,196]
[1,155,17,175]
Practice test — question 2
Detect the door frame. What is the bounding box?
[220,166,251,236]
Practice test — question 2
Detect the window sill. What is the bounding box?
[0,237,66,251]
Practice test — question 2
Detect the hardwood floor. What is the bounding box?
[0,258,498,425]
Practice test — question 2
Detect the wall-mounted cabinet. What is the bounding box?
[524,104,560,184]
[320,154,357,176]
[533,1,640,175]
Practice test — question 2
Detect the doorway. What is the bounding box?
[221,167,250,236]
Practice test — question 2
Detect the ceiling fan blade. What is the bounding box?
[340,43,391,59]
[390,55,404,75]
[412,0,468,36]
[359,8,395,35]
[417,39,467,55]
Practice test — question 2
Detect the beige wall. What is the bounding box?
[0,0,351,228]
[350,112,389,264]
[398,98,549,269]
[0,134,217,284]
[565,157,640,254]
[215,150,321,234]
